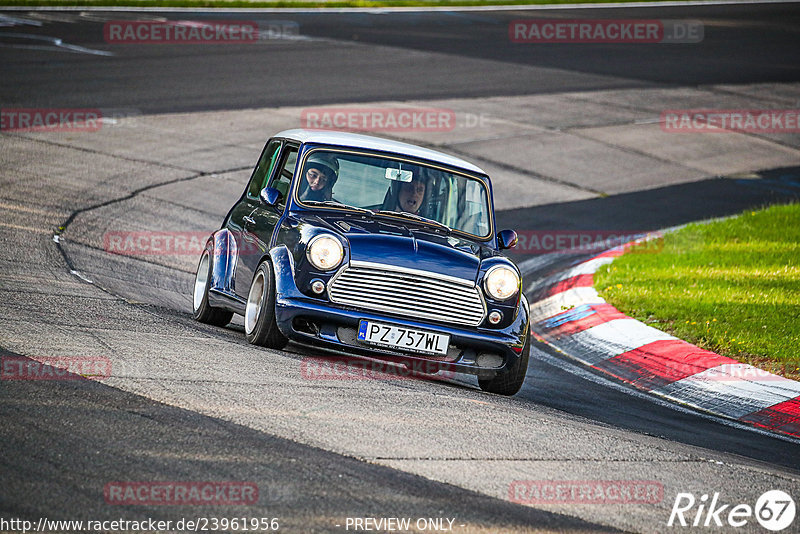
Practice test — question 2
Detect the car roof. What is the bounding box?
[274,129,486,175]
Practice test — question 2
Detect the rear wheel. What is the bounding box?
[478,335,530,396]
[192,248,233,327]
[245,260,288,349]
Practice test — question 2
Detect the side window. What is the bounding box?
[247,140,281,199]
[269,146,298,209]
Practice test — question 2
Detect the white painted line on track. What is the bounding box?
[530,286,606,320]
[0,33,114,55]
[547,256,617,285]
[0,14,43,26]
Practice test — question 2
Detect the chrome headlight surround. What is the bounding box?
[306,234,344,271]
[483,264,520,301]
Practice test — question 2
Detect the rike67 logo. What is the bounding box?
[668,490,795,531]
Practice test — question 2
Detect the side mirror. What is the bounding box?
[259,186,282,206]
[497,229,518,250]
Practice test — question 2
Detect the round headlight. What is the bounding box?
[306,235,344,271]
[484,265,520,301]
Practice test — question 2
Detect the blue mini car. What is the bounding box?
[192,130,530,395]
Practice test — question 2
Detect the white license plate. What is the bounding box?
[357,320,450,356]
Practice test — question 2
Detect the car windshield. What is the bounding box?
[295,149,492,238]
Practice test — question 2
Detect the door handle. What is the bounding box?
[243,215,256,225]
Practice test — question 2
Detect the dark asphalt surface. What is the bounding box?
[0,351,616,533]
[0,4,798,113]
[497,168,800,240]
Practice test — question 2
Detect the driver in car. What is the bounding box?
[299,153,339,202]
[395,175,426,214]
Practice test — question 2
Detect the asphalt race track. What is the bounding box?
[2,3,800,112]
[2,3,800,533]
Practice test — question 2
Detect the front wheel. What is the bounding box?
[192,248,234,327]
[245,260,288,349]
[478,335,530,396]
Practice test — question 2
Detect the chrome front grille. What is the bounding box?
[328,261,486,327]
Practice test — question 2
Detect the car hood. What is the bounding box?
[312,214,495,283]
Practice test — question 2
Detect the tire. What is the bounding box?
[244,260,288,349]
[478,335,530,396]
[192,247,234,327]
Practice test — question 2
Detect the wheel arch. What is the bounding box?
[207,228,238,294]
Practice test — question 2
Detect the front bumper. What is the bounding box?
[270,247,529,379]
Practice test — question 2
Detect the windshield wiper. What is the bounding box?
[376,210,451,234]
[304,200,374,215]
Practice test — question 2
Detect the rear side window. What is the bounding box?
[247,140,282,198]
[269,146,299,209]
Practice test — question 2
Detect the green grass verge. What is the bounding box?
[595,203,800,380]
[0,0,680,8]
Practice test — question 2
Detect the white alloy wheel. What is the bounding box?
[193,252,210,313]
[245,269,266,335]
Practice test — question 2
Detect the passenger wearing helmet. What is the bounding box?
[300,153,339,202]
